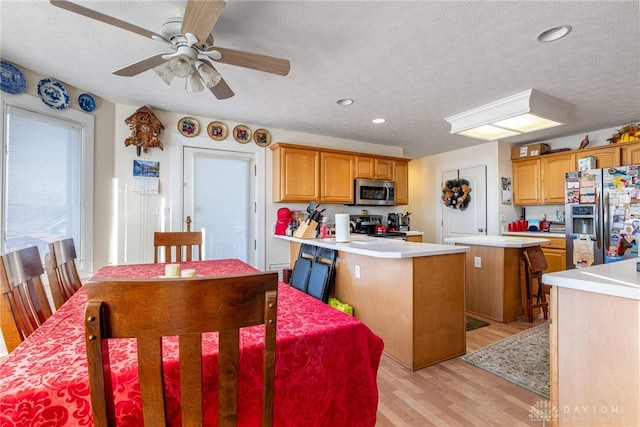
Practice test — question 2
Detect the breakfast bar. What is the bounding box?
[444,235,550,322]
[275,235,470,370]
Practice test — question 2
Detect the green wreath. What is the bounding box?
[442,179,472,210]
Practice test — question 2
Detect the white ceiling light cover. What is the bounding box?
[445,89,574,141]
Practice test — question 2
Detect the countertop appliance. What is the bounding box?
[565,167,640,269]
[350,214,406,239]
[353,178,396,206]
[387,212,411,232]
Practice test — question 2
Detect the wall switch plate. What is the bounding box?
[474,257,482,268]
[355,265,361,278]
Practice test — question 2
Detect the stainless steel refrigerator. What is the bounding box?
[565,166,640,269]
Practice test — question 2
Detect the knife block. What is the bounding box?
[294,220,318,238]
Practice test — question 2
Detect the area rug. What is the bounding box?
[466,316,490,331]
[461,322,549,399]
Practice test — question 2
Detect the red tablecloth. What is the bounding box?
[0,259,383,426]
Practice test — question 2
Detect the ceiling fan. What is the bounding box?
[50,0,290,100]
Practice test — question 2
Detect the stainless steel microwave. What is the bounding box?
[354,178,396,206]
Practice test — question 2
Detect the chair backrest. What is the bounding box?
[306,247,337,303]
[45,238,82,309]
[85,271,278,427]
[153,231,203,263]
[523,245,548,273]
[289,244,317,292]
[0,246,52,352]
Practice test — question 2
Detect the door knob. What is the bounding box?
[478,227,485,233]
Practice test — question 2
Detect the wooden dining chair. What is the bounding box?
[520,245,550,323]
[153,231,203,263]
[0,246,53,352]
[45,238,82,309]
[85,271,278,427]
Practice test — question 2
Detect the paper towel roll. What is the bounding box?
[335,213,350,242]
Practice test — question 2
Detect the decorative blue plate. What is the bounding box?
[78,93,96,112]
[37,78,70,110]
[0,61,27,94]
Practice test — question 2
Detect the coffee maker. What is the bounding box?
[387,213,401,231]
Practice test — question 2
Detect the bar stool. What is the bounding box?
[520,245,549,323]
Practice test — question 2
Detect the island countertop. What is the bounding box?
[273,234,469,259]
[543,258,640,300]
[443,235,550,248]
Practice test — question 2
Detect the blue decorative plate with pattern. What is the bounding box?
[1,61,27,94]
[78,93,96,112]
[37,78,70,110]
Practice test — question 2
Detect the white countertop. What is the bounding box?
[502,231,565,239]
[274,234,469,259]
[404,231,423,236]
[543,258,640,300]
[444,235,551,248]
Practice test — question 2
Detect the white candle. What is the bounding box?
[165,264,180,277]
[181,269,196,278]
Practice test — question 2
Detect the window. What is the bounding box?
[1,96,94,274]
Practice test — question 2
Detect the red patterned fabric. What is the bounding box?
[0,259,383,426]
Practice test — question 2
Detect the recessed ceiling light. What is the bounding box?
[372,118,386,124]
[337,98,354,106]
[538,25,572,42]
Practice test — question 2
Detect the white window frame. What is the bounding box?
[1,95,94,275]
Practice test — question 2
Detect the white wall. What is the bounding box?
[110,104,405,271]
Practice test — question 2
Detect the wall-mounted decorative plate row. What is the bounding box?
[178,117,272,147]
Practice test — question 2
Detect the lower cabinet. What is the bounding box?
[541,237,566,273]
[405,235,422,243]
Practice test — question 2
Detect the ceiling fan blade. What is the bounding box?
[182,0,226,45]
[50,0,167,41]
[212,47,290,76]
[113,54,168,77]
[210,77,234,100]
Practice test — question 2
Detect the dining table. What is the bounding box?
[0,259,384,426]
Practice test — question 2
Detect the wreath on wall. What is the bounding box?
[442,179,472,210]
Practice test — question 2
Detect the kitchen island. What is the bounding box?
[543,261,640,426]
[444,235,550,322]
[274,234,470,370]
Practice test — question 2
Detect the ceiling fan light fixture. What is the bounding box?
[169,54,194,78]
[195,60,222,88]
[185,69,205,93]
[445,89,574,141]
[153,61,175,85]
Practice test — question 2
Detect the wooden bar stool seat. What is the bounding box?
[520,245,549,323]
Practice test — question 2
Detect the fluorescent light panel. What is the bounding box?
[445,89,574,141]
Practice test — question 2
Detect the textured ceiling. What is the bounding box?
[1,1,638,159]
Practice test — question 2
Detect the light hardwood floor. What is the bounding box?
[376,313,549,426]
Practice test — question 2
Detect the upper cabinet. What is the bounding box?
[271,143,410,204]
[575,145,621,169]
[355,156,394,180]
[394,160,409,205]
[512,141,640,205]
[320,152,354,203]
[271,144,320,202]
[513,152,575,205]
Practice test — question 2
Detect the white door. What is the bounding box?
[442,165,487,239]
[183,147,255,264]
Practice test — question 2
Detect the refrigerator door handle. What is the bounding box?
[595,189,601,250]
[604,190,610,252]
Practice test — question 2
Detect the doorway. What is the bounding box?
[442,165,487,239]
[183,147,255,265]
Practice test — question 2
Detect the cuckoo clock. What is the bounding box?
[124,106,165,156]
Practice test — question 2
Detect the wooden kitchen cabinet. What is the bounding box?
[355,156,393,180]
[513,158,542,205]
[576,146,620,169]
[541,237,566,273]
[621,141,640,165]
[513,152,575,205]
[320,152,354,203]
[271,144,320,202]
[542,153,576,204]
[394,160,409,205]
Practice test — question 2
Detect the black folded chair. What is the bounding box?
[289,244,317,293]
[306,247,336,303]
